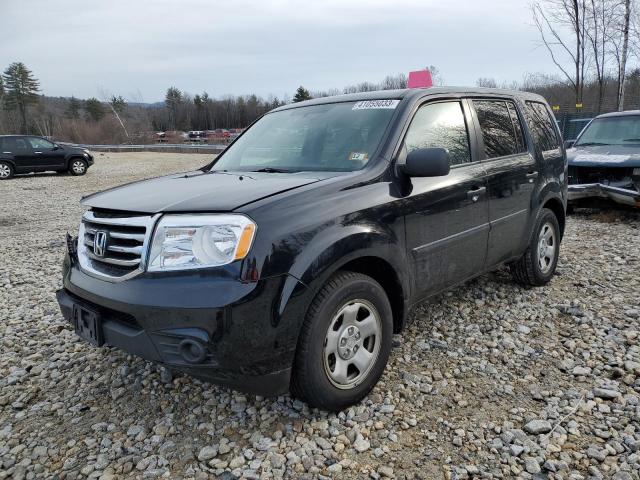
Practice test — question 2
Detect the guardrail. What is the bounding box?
[64,143,228,155]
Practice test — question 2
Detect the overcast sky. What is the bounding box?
[1,0,555,102]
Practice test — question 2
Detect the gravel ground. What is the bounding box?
[0,152,639,480]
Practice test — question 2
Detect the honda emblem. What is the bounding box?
[94,231,108,257]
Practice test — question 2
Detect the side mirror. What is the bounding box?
[53,144,60,150]
[399,147,451,177]
[564,139,575,149]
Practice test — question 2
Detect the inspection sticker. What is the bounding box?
[352,99,400,110]
[349,152,369,161]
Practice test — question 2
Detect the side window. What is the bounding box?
[6,138,30,152]
[28,137,55,150]
[403,101,471,166]
[507,102,526,152]
[473,100,525,158]
[526,101,560,152]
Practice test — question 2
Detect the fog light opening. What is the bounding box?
[178,338,207,364]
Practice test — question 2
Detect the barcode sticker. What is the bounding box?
[352,100,400,110]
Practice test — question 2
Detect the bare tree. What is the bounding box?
[477,77,499,88]
[617,0,632,109]
[586,0,616,112]
[532,0,589,105]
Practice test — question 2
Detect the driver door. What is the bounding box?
[27,137,66,168]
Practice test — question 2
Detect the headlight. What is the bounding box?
[147,214,256,271]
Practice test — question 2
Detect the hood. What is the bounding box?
[82,170,329,213]
[567,144,640,167]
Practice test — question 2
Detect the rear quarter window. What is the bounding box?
[526,101,560,152]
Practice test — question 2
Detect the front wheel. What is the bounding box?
[510,208,561,286]
[291,271,393,411]
[69,158,88,176]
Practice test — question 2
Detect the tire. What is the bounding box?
[510,208,561,286]
[0,161,14,180]
[291,271,393,411]
[69,158,88,176]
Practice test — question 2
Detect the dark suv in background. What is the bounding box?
[56,88,566,411]
[0,135,93,179]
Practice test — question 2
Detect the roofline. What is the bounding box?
[595,110,640,118]
[271,86,547,112]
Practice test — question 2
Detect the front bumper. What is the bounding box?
[56,255,309,395]
[568,183,640,207]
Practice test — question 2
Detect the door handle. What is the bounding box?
[467,186,486,202]
[526,171,539,183]
[34,151,42,154]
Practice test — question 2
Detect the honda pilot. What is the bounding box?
[56,88,567,411]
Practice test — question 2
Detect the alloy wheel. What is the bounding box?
[0,164,10,178]
[72,160,86,174]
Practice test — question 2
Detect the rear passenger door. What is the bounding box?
[470,99,537,267]
[4,137,34,170]
[401,100,489,298]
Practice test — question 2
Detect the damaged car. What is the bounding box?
[566,110,640,208]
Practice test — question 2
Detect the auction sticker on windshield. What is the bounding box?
[352,100,400,110]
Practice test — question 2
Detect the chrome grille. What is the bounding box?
[77,211,159,281]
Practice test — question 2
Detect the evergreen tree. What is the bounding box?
[165,87,182,129]
[2,62,40,133]
[109,95,127,114]
[65,96,81,119]
[85,97,105,121]
[292,86,312,103]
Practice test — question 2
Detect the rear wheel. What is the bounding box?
[0,162,14,180]
[291,271,393,411]
[69,158,87,176]
[510,208,561,286]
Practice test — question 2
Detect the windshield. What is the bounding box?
[210,100,399,172]
[576,116,640,146]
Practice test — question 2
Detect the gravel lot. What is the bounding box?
[1,152,639,480]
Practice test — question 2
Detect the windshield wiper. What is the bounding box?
[250,167,292,173]
[575,142,610,146]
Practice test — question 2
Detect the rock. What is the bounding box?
[378,465,395,478]
[524,420,552,435]
[353,434,370,452]
[197,446,217,462]
[586,446,608,462]
[510,445,525,457]
[228,455,245,469]
[524,457,541,474]
[593,387,621,400]
[572,366,591,376]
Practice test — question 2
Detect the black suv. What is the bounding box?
[56,88,567,411]
[0,135,94,179]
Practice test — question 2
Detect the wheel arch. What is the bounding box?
[541,196,566,239]
[0,158,17,168]
[337,256,406,333]
[66,155,87,169]
[275,225,411,338]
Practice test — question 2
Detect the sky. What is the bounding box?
[1,0,556,103]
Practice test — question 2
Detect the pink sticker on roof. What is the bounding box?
[407,70,433,89]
